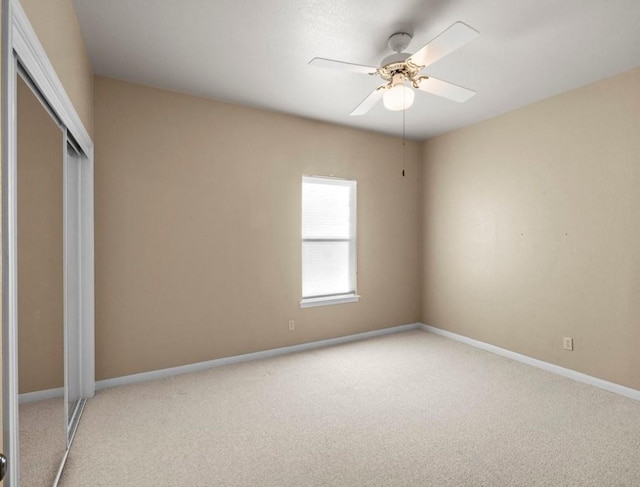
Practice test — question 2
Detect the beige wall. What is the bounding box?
[94,76,422,380]
[421,67,640,390]
[20,0,94,137]
[1,1,4,471]
[17,77,65,394]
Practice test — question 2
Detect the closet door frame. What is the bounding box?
[2,1,96,485]
[62,134,87,448]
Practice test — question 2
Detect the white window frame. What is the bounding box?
[300,176,360,308]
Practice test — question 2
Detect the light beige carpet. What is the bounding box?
[20,397,67,487]
[60,330,640,486]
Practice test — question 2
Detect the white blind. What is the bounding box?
[302,177,356,299]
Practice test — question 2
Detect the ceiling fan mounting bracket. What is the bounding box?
[387,32,412,53]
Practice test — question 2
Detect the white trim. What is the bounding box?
[419,323,640,402]
[2,1,20,481]
[96,321,639,405]
[18,387,65,404]
[97,323,422,391]
[300,294,361,308]
[79,149,95,398]
[63,128,70,444]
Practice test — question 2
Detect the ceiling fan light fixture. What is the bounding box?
[310,22,479,116]
[383,83,415,111]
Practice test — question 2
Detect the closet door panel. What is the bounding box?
[64,139,83,443]
[17,73,66,487]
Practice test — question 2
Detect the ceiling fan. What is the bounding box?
[309,22,479,116]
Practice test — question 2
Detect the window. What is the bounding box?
[301,176,359,308]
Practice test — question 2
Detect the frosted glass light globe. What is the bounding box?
[383,84,415,111]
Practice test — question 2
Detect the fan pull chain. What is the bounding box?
[402,101,406,177]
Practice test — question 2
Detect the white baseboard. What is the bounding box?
[19,387,64,404]
[33,323,640,404]
[419,323,640,402]
[96,323,422,391]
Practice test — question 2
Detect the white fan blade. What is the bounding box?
[407,22,479,68]
[309,57,378,75]
[350,87,385,116]
[417,77,476,102]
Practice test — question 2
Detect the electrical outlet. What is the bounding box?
[288,320,295,331]
[563,337,573,351]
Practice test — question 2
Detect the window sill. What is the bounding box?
[300,294,361,309]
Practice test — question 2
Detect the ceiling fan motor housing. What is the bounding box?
[378,32,424,86]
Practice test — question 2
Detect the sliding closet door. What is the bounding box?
[5,8,96,484]
[64,135,83,444]
[16,73,67,487]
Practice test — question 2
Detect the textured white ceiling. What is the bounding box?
[72,0,640,140]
